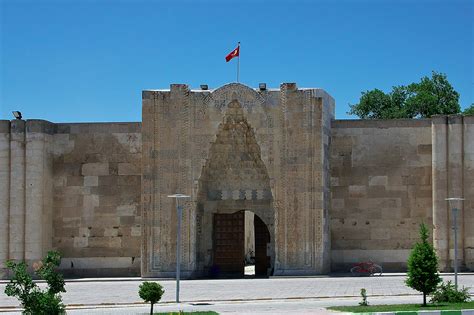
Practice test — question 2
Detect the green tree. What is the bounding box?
[139,281,165,315]
[349,71,460,119]
[463,103,474,115]
[4,251,66,314]
[405,223,441,306]
[348,86,411,119]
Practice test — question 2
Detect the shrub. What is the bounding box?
[359,288,369,306]
[4,251,66,314]
[139,281,165,315]
[405,223,441,306]
[430,280,471,303]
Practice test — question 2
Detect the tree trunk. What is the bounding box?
[150,302,154,315]
[423,292,426,306]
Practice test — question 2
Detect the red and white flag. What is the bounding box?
[225,44,240,62]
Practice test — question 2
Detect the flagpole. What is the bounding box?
[237,42,240,83]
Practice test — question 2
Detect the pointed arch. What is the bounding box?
[195,98,275,277]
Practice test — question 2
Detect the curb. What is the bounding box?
[358,310,474,315]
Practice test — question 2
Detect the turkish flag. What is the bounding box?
[225,45,239,62]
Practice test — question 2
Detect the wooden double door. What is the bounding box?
[212,211,270,278]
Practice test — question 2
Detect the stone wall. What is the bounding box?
[0,120,142,278]
[52,123,142,276]
[2,87,472,279]
[330,119,433,271]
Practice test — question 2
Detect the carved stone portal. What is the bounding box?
[141,83,334,278]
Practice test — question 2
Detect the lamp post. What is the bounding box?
[445,197,464,289]
[167,193,190,303]
[12,111,22,119]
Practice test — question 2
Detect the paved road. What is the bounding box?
[1,274,473,313]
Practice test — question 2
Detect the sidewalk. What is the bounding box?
[1,274,473,313]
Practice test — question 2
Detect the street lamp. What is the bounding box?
[12,111,22,119]
[445,197,464,289]
[167,193,190,303]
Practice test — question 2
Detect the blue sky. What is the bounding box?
[1,0,472,122]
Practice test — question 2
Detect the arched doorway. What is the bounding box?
[196,98,275,278]
[212,210,270,278]
[253,214,271,277]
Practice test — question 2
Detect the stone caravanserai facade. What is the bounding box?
[0,83,473,279]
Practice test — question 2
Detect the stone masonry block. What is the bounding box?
[131,226,141,237]
[104,228,119,237]
[368,176,388,186]
[84,176,98,186]
[370,228,390,240]
[67,176,84,186]
[74,237,88,248]
[84,194,99,208]
[88,237,121,248]
[116,205,136,216]
[349,185,367,198]
[118,163,140,175]
[82,163,109,176]
[417,144,432,155]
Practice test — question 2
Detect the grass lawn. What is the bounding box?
[154,312,218,315]
[328,301,474,313]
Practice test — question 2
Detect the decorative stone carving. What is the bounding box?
[204,83,265,112]
[141,83,334,278]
